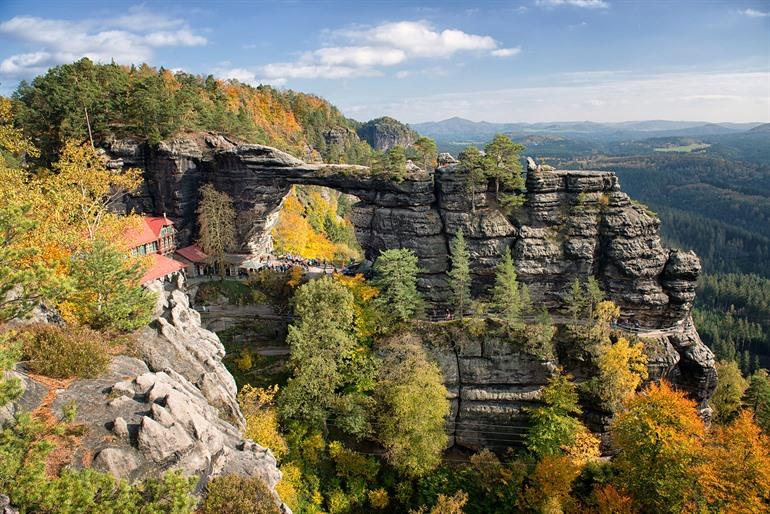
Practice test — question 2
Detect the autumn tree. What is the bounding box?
[47,140,142,242]
[372,249,423,323]
[697,410,770,512]
[410,136,438,171]
[743,369,770,434]
[711,360,748,424]
[197,184,237,276]
[0,202,65,322]
[375,335,449,477]
[591,337,648,412]
[610,381,705,513]
[526,371,586,458]
[484,134,525,208]
[457,146,489,211]
[238,384,288,459]
[448,230,471,319]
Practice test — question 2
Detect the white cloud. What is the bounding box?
[0,9,206,80]
[339,71,770,124]
[144,29,206,47]
[211,66,287,86]
[491,47,522,57]
[313,46,406,67]
[739,8,770,17]
[258,20,518,83]
[536,0,609,8]
[340,21,497,58]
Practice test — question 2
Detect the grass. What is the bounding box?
[653,143,710,153]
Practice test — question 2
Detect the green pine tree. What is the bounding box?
[448,230,471,319]
[67,240,156,332]
[492,247,522,329]
[372,248,423,323]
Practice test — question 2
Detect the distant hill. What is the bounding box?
[749,123,770,133]
[412,117,766,145]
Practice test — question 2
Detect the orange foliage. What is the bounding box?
[594,485,637,514]
[697,410,770,512]
[523,455,580,513]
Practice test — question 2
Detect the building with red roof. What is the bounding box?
[174,244,209,277]
[140,254,186,284]
[124,215,184,284]
[126,216,177,257]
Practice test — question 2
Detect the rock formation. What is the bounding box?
[356,116,419,151]
[106,135,716,448]
[3,277,287,511]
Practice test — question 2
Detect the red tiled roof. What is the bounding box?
[125,216,174,248]
[175,244,208,263]
[141,253,186,284]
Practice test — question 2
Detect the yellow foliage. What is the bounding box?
[368,488,390,509]
[593,485,636,514]
[237,384,288,459]
[696,410,770,512]
[0,97,39,159]
[234,348,253,372]
[595,337,649,412]
[563,426,601,467]
[272,188,361,263]
[522,455,580,514]
[275,462,303,513]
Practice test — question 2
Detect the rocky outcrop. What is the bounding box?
[107,137,715,432]
[356,116,418,151]
[2,277,287,511]
[141,277,244,427]
[411,319,714,452]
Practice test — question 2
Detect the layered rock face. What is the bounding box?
[3,277,287,511]
[108,136,715,447]
[111,136,701,324]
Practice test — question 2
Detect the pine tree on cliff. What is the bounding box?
[372,248,423,322]
[457,146,489,212]
[449,230,471,319]
[484,134,525,208]
[197,184,236,277]
[491,247,522,330]
[410,136,438,170]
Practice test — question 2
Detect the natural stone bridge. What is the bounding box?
[112,134,698,326]
[109,133,716,431]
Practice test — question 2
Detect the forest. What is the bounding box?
[2,58,770,513]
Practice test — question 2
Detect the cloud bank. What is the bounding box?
[0,5,206,79]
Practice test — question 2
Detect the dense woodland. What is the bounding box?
[11,58,374,165]
[2,59,770,512]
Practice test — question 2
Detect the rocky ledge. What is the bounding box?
[2,277,287,511]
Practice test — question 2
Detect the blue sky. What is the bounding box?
[0,0,768,123]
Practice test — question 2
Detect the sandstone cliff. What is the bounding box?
[356,116,419,151]
[106,135,716,448]
[2,277,287,510]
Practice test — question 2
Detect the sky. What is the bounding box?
[0,0,768,124]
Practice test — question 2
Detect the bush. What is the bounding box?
[0,413,196,514]
[203,475,281,514]
[21,324,110,378]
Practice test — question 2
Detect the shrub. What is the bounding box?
[203,475,280,514]
[21,324,109,378]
